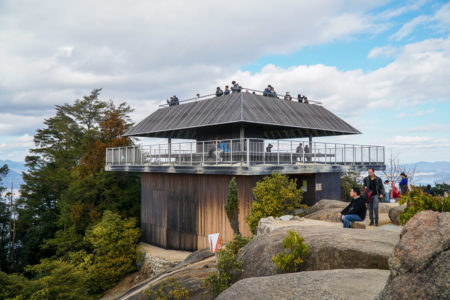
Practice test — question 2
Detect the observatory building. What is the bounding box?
[105,92,385,250]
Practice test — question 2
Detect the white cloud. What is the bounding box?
[0,135,34,161]
[368,46,398,58]
[389,3,450,41]
[414,109,434,116]
[390,15,431,41]
[221,37,450,117]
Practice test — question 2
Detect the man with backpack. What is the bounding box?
[363,168,385,226]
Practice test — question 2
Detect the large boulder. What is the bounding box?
[308,199,347,214]
[378,211,450,300]
[238,219,399,279]
[388,205,406,225]
[305,208,342,222]
[217,269,390,300]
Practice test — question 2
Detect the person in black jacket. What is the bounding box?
[339,187,366,228]
[363,168,385,226]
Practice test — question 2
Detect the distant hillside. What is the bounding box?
[0,160,26,188]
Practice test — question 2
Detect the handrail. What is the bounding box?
[157,87,322,107]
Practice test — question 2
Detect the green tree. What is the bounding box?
[14,89,140,272]
[246,173,303,234]
[0,164,11,272]
[340,171,362,202]
[225,177,240,235]
[73,210,141,294]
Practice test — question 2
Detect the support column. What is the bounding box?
[168,137,172,163]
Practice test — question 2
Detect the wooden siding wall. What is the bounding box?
[141,172,340,250]
[141,173,261,251]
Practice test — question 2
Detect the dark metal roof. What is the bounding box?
[125,93,361,139]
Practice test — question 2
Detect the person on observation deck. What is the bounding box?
[224,85,230,95]
[284,92,292,101]
[338,187,366,228]
[216,87,223,97]
[231,81,242,93]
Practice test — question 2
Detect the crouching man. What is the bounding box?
[338,187,366,228]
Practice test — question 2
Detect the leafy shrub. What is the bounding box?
[143,278,190,300]
[203,234,252,297]
[247,173,303,234]
[225,177,240,235]
[72,210,141,294]
[0,260,90,300]
[399,188,450,225]
[272,230,310,273]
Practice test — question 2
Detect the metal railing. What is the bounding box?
[159,87,321,108]
[106,138,384,168]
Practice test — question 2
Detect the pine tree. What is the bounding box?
[225,177,240,235]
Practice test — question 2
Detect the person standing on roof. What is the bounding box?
[224,85,230,95]
[263,85,271,97]
[231,81,242,93]
[284,92,292,101]
[297,94,303,103]
[216,87,224,97]
[167,97,173,106]
[303,96,309,104]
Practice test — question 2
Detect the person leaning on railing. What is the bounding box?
[216,87,224,97]
[231,81,242,93]
[284,92,292,101]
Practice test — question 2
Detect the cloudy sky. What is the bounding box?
[1,0,449,163]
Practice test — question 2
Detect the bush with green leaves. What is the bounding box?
[272,230,310,273]
[340,171,363,202]
[246,173,303,234]
[225,177,240,235]
[203,234,251,297]
[72,210,141,294]
[143,278,190,300]
[399,188,450,225]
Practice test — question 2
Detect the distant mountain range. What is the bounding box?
[0,160,449,189]
[0,160,26,189]
[402,161,450,185]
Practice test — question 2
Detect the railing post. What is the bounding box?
[343,145,346,165]
[376,146,378,164]
[158,144,161,165]
[314,142,316,164]
[190,142,193,166]
[369,146,371,163]
[324,143,327,164]
[334,144,337,164]
[290,140,293,164]
[353,144,355,165]
[277,140,280,165]
[246,139,250,166]
[216,140,218,165]
[383,146,385,165]
[230,140,233,164]
[202,141,205,165]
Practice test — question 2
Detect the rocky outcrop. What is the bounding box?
[238,219,399,279]
[305,208,342,222]
[388,205,405,225]
[378,211,450,300]
[114,249,216,300]
[217,269,390,300]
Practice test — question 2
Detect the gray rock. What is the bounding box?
[305,207,343,222]
[238,222,399,279]
[378,211,450,300]
[176,248,214,268]
[279,215,294,221]
[308,199,346,214]
[217,269,390,300]
[388,205,405,225]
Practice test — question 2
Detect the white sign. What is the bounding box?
[208,233,222,253]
